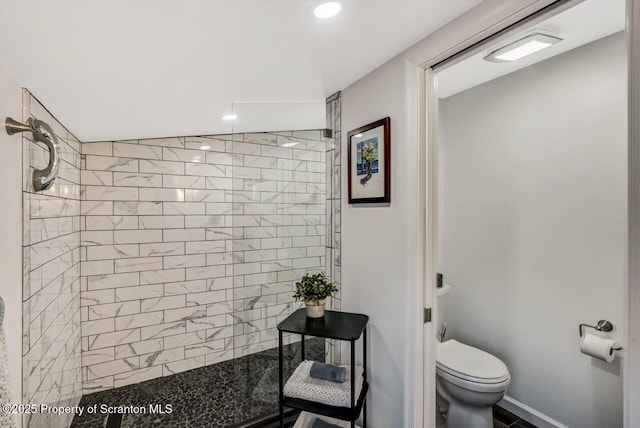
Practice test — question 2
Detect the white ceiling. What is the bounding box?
[0,0,481,141]
[437,0,626,99]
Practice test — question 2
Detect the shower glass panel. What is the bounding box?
[69,102,333,428]
[229,101,328,426]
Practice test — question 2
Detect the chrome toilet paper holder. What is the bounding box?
[579,319,623,351]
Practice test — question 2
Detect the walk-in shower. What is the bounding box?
[60,97,341,428]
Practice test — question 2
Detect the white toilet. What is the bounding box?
[436,339,511,428]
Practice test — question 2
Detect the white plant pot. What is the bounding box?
[305,300,326,318]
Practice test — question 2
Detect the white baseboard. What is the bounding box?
[498,396,568,428]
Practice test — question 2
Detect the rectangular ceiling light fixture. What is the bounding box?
[484,32,562,63]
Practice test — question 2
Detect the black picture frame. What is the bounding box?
[347,117,391,204]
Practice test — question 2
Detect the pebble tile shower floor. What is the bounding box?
[71,338,324,428]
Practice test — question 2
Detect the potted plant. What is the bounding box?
[293,272,338,318]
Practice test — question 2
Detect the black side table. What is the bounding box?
[277,309,369,428]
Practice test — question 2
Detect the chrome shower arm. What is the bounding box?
[5,117,35,134]
[5,117,61,191]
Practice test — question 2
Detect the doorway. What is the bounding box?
[423,0,634,427]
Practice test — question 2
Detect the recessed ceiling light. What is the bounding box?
[222,114,237,121]
[200,145,211,150]
[314,2,341,19]
[281,142,299,148]
[484,32,562,63]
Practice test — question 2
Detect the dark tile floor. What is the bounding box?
[436,405,538,428]
[71,338,325,428]
[493,406,538,428]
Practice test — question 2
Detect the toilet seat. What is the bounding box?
[436,340,510,393]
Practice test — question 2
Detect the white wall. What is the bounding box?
[440,33,626,428]
[342,58,414,428]
[340,1,559,426]
[0,66,24,418]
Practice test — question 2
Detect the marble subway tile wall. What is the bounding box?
[80,131,327,393]
[22,91,83,428]
[325,92,341,306]
[230,131,327,357]
[325,92,342,364]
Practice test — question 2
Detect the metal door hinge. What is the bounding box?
[424,307,432,323]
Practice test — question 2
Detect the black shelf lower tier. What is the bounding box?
[281,381,369,422]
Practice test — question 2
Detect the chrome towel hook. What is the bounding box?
[5,117,61,191]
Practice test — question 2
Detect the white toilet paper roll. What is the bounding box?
[580,333,618,362]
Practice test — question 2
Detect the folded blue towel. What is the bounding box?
[309,361,347,383]
[311,418,341,428]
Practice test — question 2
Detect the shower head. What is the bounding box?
[5,116,61,191]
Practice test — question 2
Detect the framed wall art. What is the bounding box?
[347,117,390,204]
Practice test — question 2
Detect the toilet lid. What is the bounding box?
[437,340,509,383]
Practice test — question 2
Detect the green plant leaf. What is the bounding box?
[292,272,338,303]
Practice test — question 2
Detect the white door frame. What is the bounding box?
[414,0,640,426]
[625,0,640,426]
